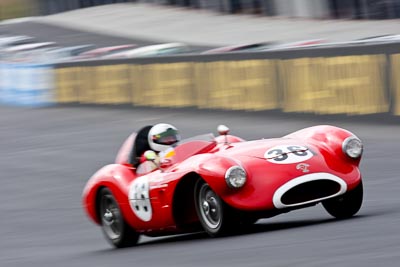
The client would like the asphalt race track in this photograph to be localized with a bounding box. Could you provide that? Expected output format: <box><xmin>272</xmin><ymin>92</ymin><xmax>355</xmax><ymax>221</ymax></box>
<box><xmin>1</xmin><ymin>105</ymin><xmax>400</xmax><ymax>267</ymax></box>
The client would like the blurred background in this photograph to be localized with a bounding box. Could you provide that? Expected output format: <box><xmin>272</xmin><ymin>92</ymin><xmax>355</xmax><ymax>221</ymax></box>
<box><xmin>1</xmin><ymin>1</ymin><xmax>400</xmax><ymax>267</ymax></box>
<box><xmin>1</xmin><ymin>0</ymin><xmax>400</xmax><ymax>114</ymax></box>
<box><xmin>2</xmin><ymin>0</ymin><xmax>400</xmax><ymax>19</ymax></box>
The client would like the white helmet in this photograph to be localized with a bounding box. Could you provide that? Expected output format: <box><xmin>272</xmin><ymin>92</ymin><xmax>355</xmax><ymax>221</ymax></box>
<box><xmin>148</xmin><ymin>123</ymin><xmax>180</xmax><ymax>152</ymax></box>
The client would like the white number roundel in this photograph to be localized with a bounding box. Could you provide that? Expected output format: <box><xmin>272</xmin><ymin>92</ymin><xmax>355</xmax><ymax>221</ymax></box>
<box><xmin>128</xmin><ymin>176</ymin><xmax>152</xmax><ymax>222</ymax></box>
<box><xmin>264</xmin><ymin>145</ymin><xmax>313</xmax><ymax>164</ymax></box>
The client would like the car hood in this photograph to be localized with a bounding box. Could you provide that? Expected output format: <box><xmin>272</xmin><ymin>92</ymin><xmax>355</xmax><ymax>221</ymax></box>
<box><xmin>216</xmin><ymin>138</ymin><xmax>311</xmax><ymax>159</ymax></box>
<box><xmin>212</xmin><ymin>137</ymin><xmax>354</xmax><ymax>178</ymax></box>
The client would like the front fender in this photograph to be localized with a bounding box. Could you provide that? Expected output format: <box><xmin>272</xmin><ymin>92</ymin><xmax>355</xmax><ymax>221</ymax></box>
<box><xmin>191</xmin><ymin>151</ymin><xmax>362</xmax><ymax>212</ymax></box>
<box><xmin>82</xmin><ymin>164</ymin><xmax>135</xmax><ymax>225</ymax></box>
<box><xmin>284</xmin><ymin>125</ymin><xmax>361</xmax><ymax>166</ymax></box>
<box><xmin>192</xmin><ymin>154</ymin><xmax>241</xmax><ymax>200</ymax></box>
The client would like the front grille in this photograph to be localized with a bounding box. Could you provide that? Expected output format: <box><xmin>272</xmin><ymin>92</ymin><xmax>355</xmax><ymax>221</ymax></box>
<box><xmin>281</xmin><ymin>179</ymin><xmax>341</xmax><ymax>205</ymax></box>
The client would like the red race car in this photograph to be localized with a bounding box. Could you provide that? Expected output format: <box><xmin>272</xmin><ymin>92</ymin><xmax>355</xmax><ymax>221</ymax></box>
<box><xmin>82</xmin><ymin>124</ymin><xmax>363</xmax><ymax>248</ymax></box>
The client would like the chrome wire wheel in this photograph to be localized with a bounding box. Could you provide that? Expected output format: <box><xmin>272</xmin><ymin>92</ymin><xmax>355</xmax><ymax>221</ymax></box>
<box><xmin>100</xmin><ymin>193</ymin><xmax>122</xmax><ymax>240</ymax></box>
<box><xmin>198</xmin><ymin>183</ymin><xmax>222</xmax><ymax>229</ymax></box>
<box><xmin>194</xmin><ymin>180</ymin><xmax>233</xmax><ymax>237</ymax></box>
<box><xmin>98</xmin><ymin>188</ymin><xmax>139</xmax><ymax>248</ymax></box>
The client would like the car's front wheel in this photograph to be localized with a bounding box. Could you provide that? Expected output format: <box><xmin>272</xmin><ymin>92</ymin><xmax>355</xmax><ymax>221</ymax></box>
<box><xmin>99</xmin><ymin>187</ymin><xmax>139</xmax><ymax>248</ymax></box>
<box><xmin>194</xmin><ymin>180</ymin><xmax>234</xmax><ymax>237</ymax></box>
<box><xmin>322</xmin><ymin>181</ymin><xmax>363</xmax><ymax>219</ymax></box>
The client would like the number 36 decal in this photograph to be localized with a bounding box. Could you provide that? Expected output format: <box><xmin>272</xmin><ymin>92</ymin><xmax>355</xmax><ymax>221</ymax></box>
<box><xmin>264</xmin><ymin>145</ymin><xmax>314</xmax><ymax>164</ymax></box>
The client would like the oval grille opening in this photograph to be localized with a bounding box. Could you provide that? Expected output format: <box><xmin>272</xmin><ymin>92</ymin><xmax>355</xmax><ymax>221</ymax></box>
<box><xmin>281</xmin><ymin>179</ymin><xmax>341</xmax><ymax>205</ymax></box>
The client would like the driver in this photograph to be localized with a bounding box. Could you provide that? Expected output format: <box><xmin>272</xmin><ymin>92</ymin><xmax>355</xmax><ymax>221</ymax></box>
<box><xmin>137</xmin><ymin>123</ymin><xmax>180</xmax><ymax>173</ymax></box>
<box><xmin>148</xmin><ymin>123</ymin><xmax>180</xmax><ymax>153</ymax></box>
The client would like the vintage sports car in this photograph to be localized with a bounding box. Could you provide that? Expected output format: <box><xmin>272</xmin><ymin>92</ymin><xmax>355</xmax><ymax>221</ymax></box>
<box><xmin>82</xmin><ymin>125</ymin><xmax>363</xmax><ymax>248</ymax></box>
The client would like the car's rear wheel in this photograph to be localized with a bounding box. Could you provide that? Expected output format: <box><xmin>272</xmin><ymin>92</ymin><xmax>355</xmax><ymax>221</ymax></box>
<box><xmin>194</xmin><ymin>180</ymin><xmax>235</xmax><ymax>237</ymax></box>
<box><xmin>322</xmin><ymin>181</ymin><xmax>363</xmax><ymax>219</ymax></box>
<box><xmin>99</xmin><ymin>187</ymin><xmax>139</xmax><ymax>248</ymax></box>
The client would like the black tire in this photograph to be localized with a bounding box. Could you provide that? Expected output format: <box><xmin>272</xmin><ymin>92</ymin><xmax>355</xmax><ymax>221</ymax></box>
<box><xmin>322</xmin><ymin>181</ymin><xmax>363</xmax><ymax>219</ymax></box>
<box><xmin>194</xmin><ymin>180</ymin><xmax>235</xmax><ymax>237</ymax></box>
<box><xmin>99</xmin><ymin>187</ymin><xmax>139</xmax><ymax>248</ymax></box>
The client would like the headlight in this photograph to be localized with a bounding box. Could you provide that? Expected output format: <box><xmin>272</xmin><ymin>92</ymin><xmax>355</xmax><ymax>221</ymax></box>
<box><xmin>225</xmin><ymin>166</ymin><xmax>247</xmax><ymax>188</ymax></box>
<box><xmin>342</xmin><ymin>136</ymin><xmax>363</xmax><ymax>159</ymax></box>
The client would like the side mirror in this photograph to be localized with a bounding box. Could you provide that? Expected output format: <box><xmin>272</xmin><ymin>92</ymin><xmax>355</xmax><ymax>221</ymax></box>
<box><xmin>217</xmin><ymin>125</ymin><xmax>230</xmax><ymax>136</ymax></box>
<box><xmin>144</xmin><ymin>150</ymin><xmax>157</xmax><ymax>161</ymax></box>
<box><xmin>217</xmin><ymin>125</ymin><xmax>230</xmax><ymax>145</ymax></box>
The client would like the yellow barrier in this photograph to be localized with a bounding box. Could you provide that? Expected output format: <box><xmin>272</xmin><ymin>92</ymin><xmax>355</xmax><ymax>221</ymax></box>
<box><xmin>55</xmin><ymin>55</ymin><xmax>391</xmax><ymax>115</ymax></box>
<box><xmin>391</xmin><ymin>54</ymin><xmax>400</xmax><ymax>116</ymax></box>
<box><xmin>91</xmin><ymin>65</ymin><xmax>132</xmax><ymax>104</ymax></box>
<box><xmin>75</xmin><ymin>66</ymin><xmax>97</xmax><ymax>103</ymax></box>
<box><xmin>56</xmin><ymin>67</ymin><xmax>81</xmax><ymax>103</ymax></box>
<box><xmin>56</xmin><ymin>65</ymin><xmax>132</xmax><ymax>104</ymax></box>
<box><xmin>280</xmin><ymin>55</ymin><xmax>389</xmax><ymax>114</ymax></box>
<box><xmin>56</xmin><ymin>60</ymin><xmax>278</xmax><ymax>111</ymax></box>
<box><xmin>195</xmin><ymin>60</ymin><xmax>278</xmax><ymax>111</ymax></box>
<box><xmin>131</xmin><ymin>63</ymin><xmax>194</xmax><ymax>107</ymax></box>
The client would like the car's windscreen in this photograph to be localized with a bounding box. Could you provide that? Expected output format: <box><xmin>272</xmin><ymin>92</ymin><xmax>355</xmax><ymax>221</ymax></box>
<box><xmin>177</xmin><ymin>133</ymin><xmax>215</xmax><ymax>145</ymax></box>
<box><xmin>161</xmin><ymin>134</ymin><xmax>216</xmax><ymax>163</ymax></box>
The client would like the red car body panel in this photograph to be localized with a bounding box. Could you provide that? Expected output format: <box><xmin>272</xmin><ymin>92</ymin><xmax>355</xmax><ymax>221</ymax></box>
<box><xmin>83</xmin><ymin>125</ymin><xmax>362</xmax><ymax>235</ymax></box>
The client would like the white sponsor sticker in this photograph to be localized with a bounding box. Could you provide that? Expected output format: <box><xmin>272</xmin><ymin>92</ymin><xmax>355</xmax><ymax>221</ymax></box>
<box><xmin>264</xmin><ymin>145</ymin><xmax>313</xmax><ymax>164</ymax></box>
<box><xmin>128</xmin><ymin>176</ymin><xmax>152</xmax><ymax>222</ymax></box>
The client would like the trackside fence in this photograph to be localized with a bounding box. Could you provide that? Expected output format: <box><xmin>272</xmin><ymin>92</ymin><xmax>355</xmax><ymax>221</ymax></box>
<box><xmin>3</xmin><ymin>42</ymin><xmax>400</xmax><ymax>116</ymax></box>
